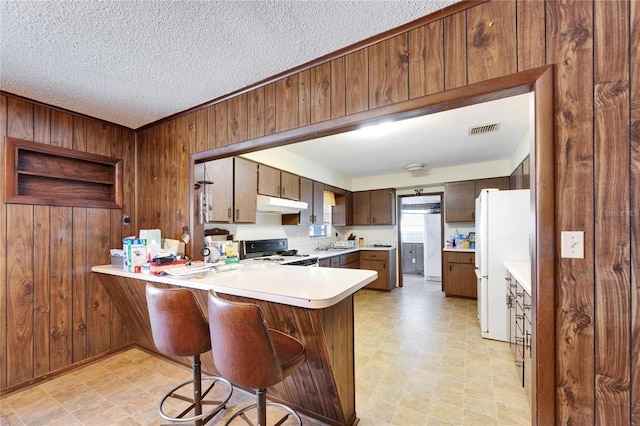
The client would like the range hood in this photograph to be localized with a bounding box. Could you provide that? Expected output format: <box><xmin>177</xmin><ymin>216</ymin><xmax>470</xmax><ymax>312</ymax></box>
<box><xmin>256</xmin><ymin>195</ymin><xmax>308</xmax><ymax>214</ymax></box>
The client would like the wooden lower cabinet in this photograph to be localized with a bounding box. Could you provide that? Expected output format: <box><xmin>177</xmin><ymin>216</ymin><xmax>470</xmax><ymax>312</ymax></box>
<box><xmin>360</xmin><ymin>249</ymin><xmax>396</xmax><ymax>291</ymax></box>
<box><xmin>506</xmin><ymin>270</ymin><xmax>533</xmax><ymax>408</ymax></box>
<box><xmin>318</xmin><ymin>250</ymin><xmax>394</xmax><ymax>290</ymax></box>
<box><xmin>319</xmin><ymin>252</ymin><xmax>360</xmax><ymax>269</ymax></box>
<box><xmin>442</xmin><ymin>251</ymin><xmax>476</xmax><ymax>298</ymax></box>
<box><xmin>340</xmin><ymin>252</ymin><xmax>360</xmax><ymax>269</ymax></box>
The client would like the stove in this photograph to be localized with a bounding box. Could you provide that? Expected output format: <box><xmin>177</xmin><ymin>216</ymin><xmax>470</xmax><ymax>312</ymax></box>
<box><xmin>240</xmin><ymin>238</ymin><xmax>319</xmax><ymax>266</ymax></box>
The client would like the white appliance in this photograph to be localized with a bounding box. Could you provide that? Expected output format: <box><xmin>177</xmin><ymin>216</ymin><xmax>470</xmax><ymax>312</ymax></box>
<box><xmin>475</xmin><ymin>189</ymin><xmax>530</xmax><ymax>342</ymax></box>
<box><xmin>424</xmin><ymin>213</ymin><xmax>442</xmax><ymax>280</ymax></box>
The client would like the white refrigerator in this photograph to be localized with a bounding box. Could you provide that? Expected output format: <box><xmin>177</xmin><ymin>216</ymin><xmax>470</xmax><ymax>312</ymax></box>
<box><xmin>475</xmin><ymin>189</ymin><xmax>530</xmax><ymax>342</ymax></box>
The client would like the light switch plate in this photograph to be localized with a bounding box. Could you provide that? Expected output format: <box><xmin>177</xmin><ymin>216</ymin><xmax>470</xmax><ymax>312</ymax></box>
<box><xmin>561</xmin><ymin>231</ymin><xmax>584</xmax><ymax>259</ymax></box>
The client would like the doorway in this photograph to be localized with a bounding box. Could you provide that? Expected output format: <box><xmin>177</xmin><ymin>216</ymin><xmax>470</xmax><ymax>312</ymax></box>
<box><xmin>398</xmin><ymin>192</ymin><xmax>444</xmax><ymax>289</ymax></box>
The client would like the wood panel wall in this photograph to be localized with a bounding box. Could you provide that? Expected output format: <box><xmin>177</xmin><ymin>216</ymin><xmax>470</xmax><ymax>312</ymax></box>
<box><xmin>135</xmin><ymin>1</ymin><xmax>638</xmax><ymax>424</ymax></box>
<box><xmin>0</xmin><ymin>94</ymin><xmax>136</xmax><ymax>393</ymax></box>
<box><xmin>1</xmin><ymin>0</ymin><xmax>637</xmax><ymax>424</ymax></box>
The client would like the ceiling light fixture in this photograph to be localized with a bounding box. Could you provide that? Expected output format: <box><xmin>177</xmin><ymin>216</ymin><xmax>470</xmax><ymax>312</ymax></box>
<box><xmin>406</xmin><ymin>162</ymin><xmax>425</xmax><ymax>173</ymax></box>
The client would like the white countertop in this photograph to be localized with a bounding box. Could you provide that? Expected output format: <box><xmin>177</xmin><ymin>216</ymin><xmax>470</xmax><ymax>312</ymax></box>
<box><xmin>92</xmin><ymin>262</ymin><xmax>377</xmax><ymax>309</ymax></box>
<box><xmin>442</xmin><ymin>248</ymin><xmax>476</xmax><ymax>253</ymax></box>
<box><xmin>504</xmin><ymin>260</ymin><xmax>531</xmax><ymax>294</ymax></box>
<box><xmin>307</xmin><ymin>246</ymin><xmax>395</xmax><ymax>259</ymax></box>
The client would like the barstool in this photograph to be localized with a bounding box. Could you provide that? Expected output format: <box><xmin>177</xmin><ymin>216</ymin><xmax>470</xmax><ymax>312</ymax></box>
<box><xmin>145</xmin><ymin>284</ymin><xmax>233</xmax><ymax>425</ymax></box>
<box><xmin>207</xmin><ymin>291</ymin><xmax>307</xmax><ymax>426</ymax></box>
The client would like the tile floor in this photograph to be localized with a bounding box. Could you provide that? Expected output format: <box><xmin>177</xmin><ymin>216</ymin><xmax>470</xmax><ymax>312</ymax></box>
<box><xmin>1</xmin><ymin>276</ymin><xmax>530</xmax><ymax>425</ymax></box>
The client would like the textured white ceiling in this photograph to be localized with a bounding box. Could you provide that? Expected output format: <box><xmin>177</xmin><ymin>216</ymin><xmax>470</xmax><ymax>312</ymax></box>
<box><xmin>0</xmin><ymin>0</ymin><xmax>460</xmax><ymax>129</ymax></box>
<box><xmin>257</xmin><ymin>93</ymin><xmax>531</xmax><ymax>178</ymax></box>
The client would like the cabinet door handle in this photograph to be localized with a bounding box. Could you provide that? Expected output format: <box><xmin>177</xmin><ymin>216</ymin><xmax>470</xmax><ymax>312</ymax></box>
<box><xmin>277</xmin><ymin>185</ymin><xmax>281</xmax><ymax>196</ymax></box>
<box><xmin>236</xmin><ymin>209</ymin><xmax>240</xmax><ymax>220</ymax></box>
<box><xmin>372</xmin><ymin>217</ymin><xmax>376</xmax><ymax>224</ymax></box>
<box><xmin>282</xmin><ymin>187</ymin><xmax>285</xmax><ymax>197</ymax></box>
<box><xmin>228</xmin><ymin>208</ymin><xmax>232</xmax><ymax>219</ymax></box>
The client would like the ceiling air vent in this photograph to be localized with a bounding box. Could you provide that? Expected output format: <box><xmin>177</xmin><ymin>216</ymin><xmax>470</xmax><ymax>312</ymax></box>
<box><xmin>468</xmin><ymin>123</ymin><xmax>501</xmax><ymax>136</ymax></box>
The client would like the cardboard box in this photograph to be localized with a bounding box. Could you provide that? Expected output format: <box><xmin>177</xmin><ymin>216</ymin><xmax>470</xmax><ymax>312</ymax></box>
<box><xmin>123</xmin><ymin>238</ymin><xmax>147</xmax><ymax>272</ymax></box>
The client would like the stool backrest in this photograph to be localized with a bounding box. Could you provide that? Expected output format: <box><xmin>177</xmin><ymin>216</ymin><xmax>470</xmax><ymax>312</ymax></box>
<box><xmin>145</xmin><ymin>284</ymin><xmax>211</xmax><ymax>356</ymax></box>
<box><xmin>207</xmin><ymin>291</ymin><xmax>284</xmax><ymax>389</ymax></box>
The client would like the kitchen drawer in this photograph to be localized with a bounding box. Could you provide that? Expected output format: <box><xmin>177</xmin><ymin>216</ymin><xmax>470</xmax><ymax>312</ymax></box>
<box><xmin>360</xmin><ymin>251</ymin><xmax>388</xmax><ymax>261</ymax></box>
<box><xmin>444</xmin><ymin>251</ymin><xmax>475</xmax><ymax>264</ymax></box>
<box><xmin>330</xmin><ymin>256</ymin><xmax>340</xmax><ymax>268</ymax></box>
<box><xmin>318</xmin><ymin>258</ymin><xmax>331</xmax><ymax>268</ymax></box>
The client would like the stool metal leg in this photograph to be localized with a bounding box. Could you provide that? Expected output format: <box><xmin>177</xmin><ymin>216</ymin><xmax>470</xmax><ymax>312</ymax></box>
<box><xmin>224</xmin><ymin>388</ymin><xmax>302</xmax><ymax>426</ymax></box>
<box><xmin>193</xmin><ymin>355</ymin><xmax>203</xmax><ymax>426</ymax></box>
<box><xmin>158</xmin><ymin>354</ymin><xmax>233</xmax><ymax>424</ymax></box>
<box><xmin>257</xmin><ymin>388</ymin><xmax>267</xmax><ymax>425</ymax></box>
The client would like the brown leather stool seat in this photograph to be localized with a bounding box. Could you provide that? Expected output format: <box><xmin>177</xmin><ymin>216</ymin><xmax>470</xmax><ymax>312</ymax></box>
<box><xmin>146</xmin><ymin>284</ymin><xmax>233</xmax><ymax>425</ymax></box>
<box><xmin>207</xmin><ymin>291</ymin><xmax>306</xmax><ymax>426</ymax></box>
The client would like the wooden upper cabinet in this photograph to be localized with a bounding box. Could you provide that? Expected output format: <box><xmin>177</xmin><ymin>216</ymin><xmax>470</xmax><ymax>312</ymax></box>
<box><xmin>280</xmin><ymin>171</ymin><xmax>299</xmax><ymax>201</ymax></box>
<box><xmin>257</xmin><ymin>164</ymin><xmax>281</xmax><ymax>197</ymax></box>
<box><xmin>281</xmin><ymin>177</ymin><xmax>321</xmax><ymax>225</ymax></box>
<box><xmin>510</xmin><ymin>165</ymin><xmax>521</xmax><ymax>190</ymax></box>
<box><xmin>257</xmin><ymin>165</ymin><xmax>299</xmax><ymax>200</ymax></box>
<box><xmin>444</xmin><ymin>180</ymin><xmax>476</xmax><ymax>222</ymax></box>
<box><xmin>312</xmin><ymin>181</ymin><xmax>325</xmax><ymax>225</ymax></box>
<box><xmin>297</xmin><ymin>177</ymin><xmax>314</xmax><ymax>225</ymax></box>
<box><xmin>445</xmin><ymin>177</ymin><xmax>510</xmax><ymax>222</ymax></box>
<box><xmin>509</xmin><ymin>155</ymin><xmax>531</xmax><ymax>190</ymax></box>
<box><xmin>200</xmin><ymin>157</ymin><xmax>233</xmax><ymax>223</ymax></box>
<box><xmin>353</xmin><ymin>189</ymin><xmax>396</xmax><ymax>225</ymax></box>
<box><xmin>522</xmin><ymin>156</ymin><xmax>530</xmax><ymax>189</ymax></box>
<box><xmin>332</xmin><ymin>191</ymin><xmax>353</xmax><ymax>226</ymax></box>
<box><xmin>475</xmin><ymin>176</ymin><xmax>510</xmax><ymax>198</ymax></box>
<box><xmin>233</xmin><ymin>157</ymin><xmax>257</xmax><ymax>223</ymax></box>
<box><xmin>370</xmin><ymin>189</ymin><xmax>396</xmax><ymax>225</ymax></box>
<box><xmin>352</xmin><ymin>191</ymin><xmax>371</xmax><ymax>225</ymax></box>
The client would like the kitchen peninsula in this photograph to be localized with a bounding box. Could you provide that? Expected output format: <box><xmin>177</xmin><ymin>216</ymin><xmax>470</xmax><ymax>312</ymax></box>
<box><xmin>92</xmin><ymin>263</ymin><xmax>377</xmax><ymax>426</ymax></box>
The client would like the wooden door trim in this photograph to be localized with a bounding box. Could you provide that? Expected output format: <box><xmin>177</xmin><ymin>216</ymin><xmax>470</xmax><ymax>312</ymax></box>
<box><xmin>190</xmin><ymin>65</ymin><xmax>556</xmax><ymax>424</ymax></box>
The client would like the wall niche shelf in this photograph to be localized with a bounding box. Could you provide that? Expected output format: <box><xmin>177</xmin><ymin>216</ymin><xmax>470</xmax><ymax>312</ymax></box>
<box><xmin>4</xmin><ymin>137</ymin><xmax>123</xmax><ymax>209</ymax></box>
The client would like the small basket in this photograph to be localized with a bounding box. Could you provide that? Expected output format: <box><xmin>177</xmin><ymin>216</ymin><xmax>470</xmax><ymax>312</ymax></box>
<box><xmin>111</xmin><ymin>255</ymin><xmax>125</xmax><ymax>269</ymax></box>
